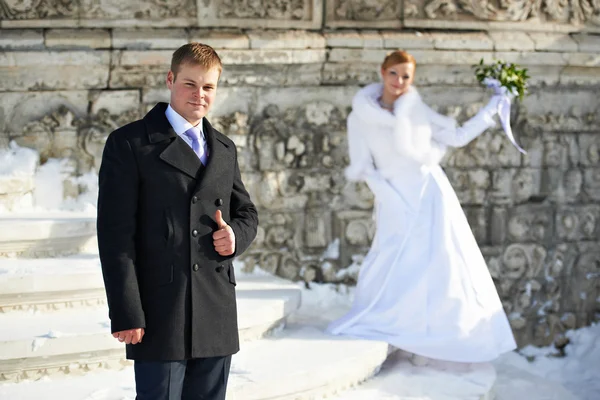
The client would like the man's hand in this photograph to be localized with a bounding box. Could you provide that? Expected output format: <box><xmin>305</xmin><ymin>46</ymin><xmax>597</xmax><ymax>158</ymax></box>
<box><xmin>113</xmin><ymin>328</ymin><xmax>145</xmax><ymax>345</ymax></box>
<box><xmin>213</xmin><ymin>210</ymin><xmax>235</xmax><ymax>256</ymax></box>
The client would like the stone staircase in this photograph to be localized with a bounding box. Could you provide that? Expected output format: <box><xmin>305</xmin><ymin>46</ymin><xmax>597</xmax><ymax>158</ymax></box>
<box><xmin>0</xmin><ymin>212</ymin><xmax>497</xmax><ymax>399</ymax></box>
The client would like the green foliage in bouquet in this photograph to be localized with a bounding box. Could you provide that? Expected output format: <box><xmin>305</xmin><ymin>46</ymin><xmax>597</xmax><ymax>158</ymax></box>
<box><xmin>473</xmin><ymin>59</ymin><xmax>530</xmax><ymax>101</ymax></box>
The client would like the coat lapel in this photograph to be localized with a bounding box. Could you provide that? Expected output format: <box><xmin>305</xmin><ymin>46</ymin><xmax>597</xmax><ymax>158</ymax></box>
<box><xmin>159</xmin><ymin>139</ymin><xmax>203</xmax><ymax>180</ymax></box>
<box><xmin>194</xmin><ymin>118</ymin><xmax>232</xmax><ymax>193</ymax></box>
<box><xmin>144</xmin><ymin>103</ymin><xmax>203</xmax><ymax>180</ymax></box>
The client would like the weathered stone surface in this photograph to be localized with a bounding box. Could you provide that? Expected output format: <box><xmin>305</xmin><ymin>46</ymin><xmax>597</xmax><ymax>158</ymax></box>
<box><xmin>445</xmin><ymin>169</ymin><xmax>490</xmax><ymax>205</ymax></box>
<box><xmin>0</xmin><ymin>29</ymin><xmax>44</xmax><ymax>50</ymax></box>
<box><xmin>325</xmin><ymin>0</ymin><xmax>401</xmax><ymax>28</ymax></box>
<box><xmin>324</xmin><ymin>31</ymin><xmax>363</xmax><ymax>48</ymax></box>
<box><xmin>360</xmin><ymin>31</ymin><xmax>383</xmax><ymax>48</ymax></box>
<box><xmin>528</xmin><ymin>33</ymin><xmax>579</xmax><ymax>52</ymax></box>
<box><xmin>248</xmin><ymin>30</ymin><xmax>325</xmax><ymax>49</ymax></box>
<box><xmin>488</xmin><ymin>31</ymin><xmax>535</xmax><ymax>51</ymax></box>
<box><xmin>381</xmin><ymin>31</ymin><xmax>435</xmax><ymax>49</ymax></box>
<box><xmin>0</xmin><ymin>51</ymin><xmax>110</xmax><ymax>91</ymax></box>
<box><xmin>571</xmin><ymin>33</ymin><xmax>600</xmax><ymax>53</ymax></box>
<box><xmin>112</xmin><ymin>29</ymin><xmax>187</xmax><ymax>49</ymax></box>
<box><xmin>198</xmin><ymin>0</ymin><xmax>323</xmax><ymax>29</ymax></box>
<box><xmin>220</xmin><ymin>49</ymin><xmax>327</xmax><ymax>64</ymax></box>
<box><xmin>322</xmin><ymin>63</ymin><xmax>379</xmax><ymax>85</ymax></box>
<box><xmin>559</xmin><ymin>67</ymin><xmax>600</xmax><ymax>85</ymax></box>
<box><xmin>431</xmin><ymin>32</ymin><xmax>494</xmax><ymax>51</ymax></box>
<box><xmin>189</xmin><ymin>30</ymin><xmax>249</xmax><ymax>49</ymax></box>
<box><xmin>221</xmin><ymin>64</ymin><xmax>323</xmax><ymax>87</ymax></box>
<box><xmin>1</xmin><ymin>17</ymin><xmax>600</xmax><ymax>348</ymax></box>
<box><xmin>46</xmin><ymin>29</ymin><xmax>111</xmax><ymax>49</ymax></box>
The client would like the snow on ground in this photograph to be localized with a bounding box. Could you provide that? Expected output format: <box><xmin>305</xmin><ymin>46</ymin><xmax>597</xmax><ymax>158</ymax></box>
<box><xmin>2</xmin><ymin>273</ymin><xmax>597</xmax><ymax>399</ymax></box>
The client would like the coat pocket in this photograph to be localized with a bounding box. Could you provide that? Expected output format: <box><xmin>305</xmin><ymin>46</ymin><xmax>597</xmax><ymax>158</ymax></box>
<box><xmin>141</xmin><ymin>264</ymin><xmax>174</xmax><ymax>288</ymax></box>
<box><xmin>227</xmin><ymin>264</ymin><xmax>236</xmax><ymax>286</ymax></box>
<box><xmin>164</xmin><ymin>208</ymin><xmax>174</xmax><ymax>247</ymax></box>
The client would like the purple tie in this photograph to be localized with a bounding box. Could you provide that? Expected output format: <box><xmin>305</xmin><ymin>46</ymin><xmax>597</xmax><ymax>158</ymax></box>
<box><xmin>184</xmin><ymin>128</ymin><xmax>208</xmax><ymax>165</ymax></box>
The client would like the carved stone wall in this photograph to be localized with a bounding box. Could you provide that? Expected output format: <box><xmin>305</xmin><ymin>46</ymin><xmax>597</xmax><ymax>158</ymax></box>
<box><xmin>1</xmin><ymin>0</ymin><xmax>599</xmax><ymax>348</ymax></box>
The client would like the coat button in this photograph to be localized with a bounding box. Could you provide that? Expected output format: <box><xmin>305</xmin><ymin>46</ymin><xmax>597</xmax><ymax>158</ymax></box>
<box><xmin>216</xmin><ymin>265</ymin><xmax>224</xmax><ymax>273</ymax></box>
<box><xmin>192</xmin><ymin>196</ymin><xmax>198</xmax><ymax>204</ymax></box>
<box><xmin>192</xmin><ymin>264</ymin><xmax>199</xmax><ymax>271</ymax></box>
<box><xmin>215</xmin><ymin>198</ymin><xmax>223</xmax><ymax>207</ymax></box>
<box><xmin>192</xmin><ymin>229</ymin><xmax>198</xmax><ymax>237</ymax></box>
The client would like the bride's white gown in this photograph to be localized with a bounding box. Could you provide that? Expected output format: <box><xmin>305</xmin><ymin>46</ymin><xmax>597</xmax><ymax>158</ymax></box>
<box><xmin>327</xmin><ymin>84</ymin><xmax>517</xmax><ymax>362</ymax></box>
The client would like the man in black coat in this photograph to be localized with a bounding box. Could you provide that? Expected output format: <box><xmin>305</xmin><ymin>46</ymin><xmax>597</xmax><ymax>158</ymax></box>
<box><xmin>97</xmin><ymin>43</ymin><xmax>258</xmax><ymax>400</ymax></box>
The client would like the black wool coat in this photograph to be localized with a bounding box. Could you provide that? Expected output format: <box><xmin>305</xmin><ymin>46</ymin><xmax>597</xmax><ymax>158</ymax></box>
<box><xmin>97</xmin><ymin>102</ymin><xmax>258</xmax><ymax>361</ymax></box>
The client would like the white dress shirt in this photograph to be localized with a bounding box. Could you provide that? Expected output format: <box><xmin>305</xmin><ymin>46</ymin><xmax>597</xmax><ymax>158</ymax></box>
<box><xmin>165</xmin><ymin>105</ymin><xmax>208</xmax><ymax>158</ymax></box>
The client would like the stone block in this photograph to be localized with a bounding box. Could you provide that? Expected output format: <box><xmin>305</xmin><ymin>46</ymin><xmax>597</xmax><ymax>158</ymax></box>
<box><xmin>360</xmin><ymin>31</ymin><xmax>383</xmax><ymax>48</ymax></box>
<box><xmin>567</xmin><ymin>52</ymin><xmax>600</xmax><ymax>67</ymax></box>
<box><xmin>220</xmin><ymin>64</ymin><xmax>322</xmax><ymax>87</ymax></box>
<box><xmin>432</xmin><ymin>32</ymin><xmax>494</xmax><ymax>51</ymax></box>
<box><xmin>0</xmin><ymin>29</ymin><xmax>44</xmax><ymax>50</ymax></box>
<box><xmin>583</xmin><ymin>168</ymin><xmax>600</xmax><ymax>201</ymax></box>
<box><xmin>0</xmin><ymin>51</ymin><xmax>109</xmax><ymax>91</ymax></box>
<box><xmin>410</xmin><ymin>50</ymin><xmax>495</xmax><ymax>65</ymax></box>
<box><xmin>112</xmin><ymin>29</ymin><xmax>188</xmax><ymax>50</ymax></box>
<box><xmin>219</xmin><ymin>49</ymin><xmax>326</xmax><ymax>65</ymax></box>
<box><xmin>559</xmin><ymin>67</ymin><xmax>600</xmax><ymax>85</ymax></box>
<box><xmin>579</xmin><ymin>134</ymin><xmax>600</xmax><ymax>167</ymax></box>
<box><xmin>381</xmin><ymin>31</ymin><xmax>434</xmax><ymax>50</ymax></box>
<box><xmin>571</xmin><ymin>33</ymin><xmax>600</xmax><ymax>53</ymax></box>
<box><xmin>322</xmin><ymin>63</ymin><xmax>379</xmax><ymax>85</ymax></box>
<box><xmin>88</xmin><ymin>90</ymin><xmax>140</xmax><ymax>116</ymax></box>
<box><xmin>445</xmin><ymin>168</ymin><xmax>490</xmax><ymax>205</ymax></box>
<box><xmin>493</xmin><ymin>51</ymin><xmax>567</xmax><ymax>66</ymax></box>
<box><xmin>189</xmin><ymin>30</ymin><xmax>249</xmax><ymax>49</ymax></box>
<box><xmin>248</xmin><ymin>30</ymin><xmax>325</xmax><ymax>49</ymax></box>
<box><xmin>45</xmin><ymin>29</ymin><xmax>111</xmax><ymax>49</ymax></box>
<box><xmin>528</xmin><ymin>33</ymin><xmax>578</xmax><ymax>52</ymax></box>
<box><xmin>488</xmin><ymin>31</ymin><xmax>535</xmax><ymax>51</ymax></box>
<box><xmin>197</xmin><ymin>0</ymin><xmax>323</xmax><ymax>30</ymax></box>
<box><xmin>329</xmin><ymin>48</ymin><xmax>388</xmax><ymax>63</ymax></box>
<box><xmin>324</xmin><ymin>31</ymin><xmax>363</xmax><ymax>48</ymax></box>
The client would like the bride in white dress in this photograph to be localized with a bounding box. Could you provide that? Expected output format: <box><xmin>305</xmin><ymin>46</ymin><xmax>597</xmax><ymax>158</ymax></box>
<box><xmin>326</xmin><ymin>50</ymin><xmax>517</xmax><ymax>363</ymax></box>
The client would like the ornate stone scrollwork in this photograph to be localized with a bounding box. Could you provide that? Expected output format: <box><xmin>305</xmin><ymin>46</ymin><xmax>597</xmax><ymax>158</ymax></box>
<box><xmin>423</xmin><ymin>0</ymin><xmax>600</xmax><ymax>25</ymax></box>
<box><xmin>0</xmin><ymin>0</ymin><xmax>77</xmax><ymax>19</ymax></box>
<box><xmin>218</xmin><ymin>0</ymin><xmax>307</xmax><ymax>19</ymax></box>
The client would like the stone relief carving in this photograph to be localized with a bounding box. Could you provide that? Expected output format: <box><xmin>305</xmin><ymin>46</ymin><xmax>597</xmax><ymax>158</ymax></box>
<box><xmin>0</xmin><ymin>0</ymin><xmax>77</xmax><ymax>20</ymax></box>
<box><xmin>333</xmin><ymin>0</ymin><xmax>401</xmax><ymax>20</ymax></box>
<box><xmin>1</xmin><ymin>93</ymin><xmax>598</xmax><ymax>346</ymax></box>
<box><xmin>79</xmin><ymin>0</ymin><xmax>194</xmax><ymax>19</ymax></box>
<box><xmin>7</xmin><ymin>106</ymin><xmax>140</xmax><ymax>202</ymax></box>
<box><xmin>218</xmin><ymin>0</ymin><xmax>308</xmax><ymax>19</ymax></box>
<box><xmin>422</xmin><ymin>0</ymin><xmax>600</xmax><ymax>25</ymax></box>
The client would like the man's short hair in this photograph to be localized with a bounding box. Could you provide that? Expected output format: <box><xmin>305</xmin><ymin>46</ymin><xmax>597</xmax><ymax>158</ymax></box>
<box><xmin>170</xmin><ymin>42</ymin><xmax>223</xmax><ymax>79</ymax></box>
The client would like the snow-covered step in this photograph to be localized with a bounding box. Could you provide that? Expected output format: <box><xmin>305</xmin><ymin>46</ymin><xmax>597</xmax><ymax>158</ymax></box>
<box><xmin>0</xmin><ymin>255</ymin><xmax>105</xmax><ymax>312</ymax></box>
<box><xmin>330</xmin><ymin>351</ymin><xmax>496</xmax><ymax>400</ymax></box>
<box><xmin>0</xmin><ymin>276</ymin><xmax>301</xmax><ymax>382</ymax></box>
<box><xmin>0</xmin><ymin>258</ymin><xmax>299</xmax><ymax>314</ymax></box>
<box><xmin>0</xmin><ymin>213</ymin><xmax>97</xmax><ymax>257</ymax></box>
<box><xmin>228</xmin><ymin>324</ymin><xmax>389</xmax><ymax>399</ymax></box>
<box><xmin>0</xmin><ymin>325</ymin><xmax>390</xmax><ymax>400</ymax></box>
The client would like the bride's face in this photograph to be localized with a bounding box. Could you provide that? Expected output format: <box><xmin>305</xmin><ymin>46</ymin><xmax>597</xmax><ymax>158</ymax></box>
<box><xmin>381</xmin><ymin>62</ymin><xmax>415</xmax><ymax>99</ymax></box>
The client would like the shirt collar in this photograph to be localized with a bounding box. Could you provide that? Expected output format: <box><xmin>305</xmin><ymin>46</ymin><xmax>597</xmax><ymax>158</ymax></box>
<box><xmin>165</xmin><ymin>104</ymin><xmax>205</xmax><ymax>139</ymax></box>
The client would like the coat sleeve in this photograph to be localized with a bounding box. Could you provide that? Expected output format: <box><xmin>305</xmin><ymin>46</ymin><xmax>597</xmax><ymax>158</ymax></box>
<box><xmin>227</xmin><ymin>146</ymin><xmax>259</xmax><ymax>258</ymax></box>
<box><xmin>344</xmin><ymin>112</ymin><xmax>376</xmax><ymax>182</ymax></box>
<box><xmin>428</xmin><ymin>97</ymin><xmax>499</xmax><ymax>148</ymax></box>
<box><xmin>97</xmin><ymin>131</ymin><xmax>145</xmax><ymax>333</ymax></box>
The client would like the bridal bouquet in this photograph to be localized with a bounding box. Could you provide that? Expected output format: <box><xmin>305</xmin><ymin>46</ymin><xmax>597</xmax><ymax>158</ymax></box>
<box><xmin>473</xmin><ymin>59</ymin><xmax>529</xmax><ymax>154</ymax></box>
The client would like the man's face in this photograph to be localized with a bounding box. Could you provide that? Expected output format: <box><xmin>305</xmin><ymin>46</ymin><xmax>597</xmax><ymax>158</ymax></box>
<box><xmin>166</xmin><ymin>63</ymin><xmax>220</xmax><ymax>126</ymax></box>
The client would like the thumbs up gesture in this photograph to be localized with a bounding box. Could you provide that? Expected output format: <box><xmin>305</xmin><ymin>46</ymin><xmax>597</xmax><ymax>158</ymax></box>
<box><xmin>213</xmin><ymin>209</ymin><xmax>236</xmax><ymax>256</ymax></box>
